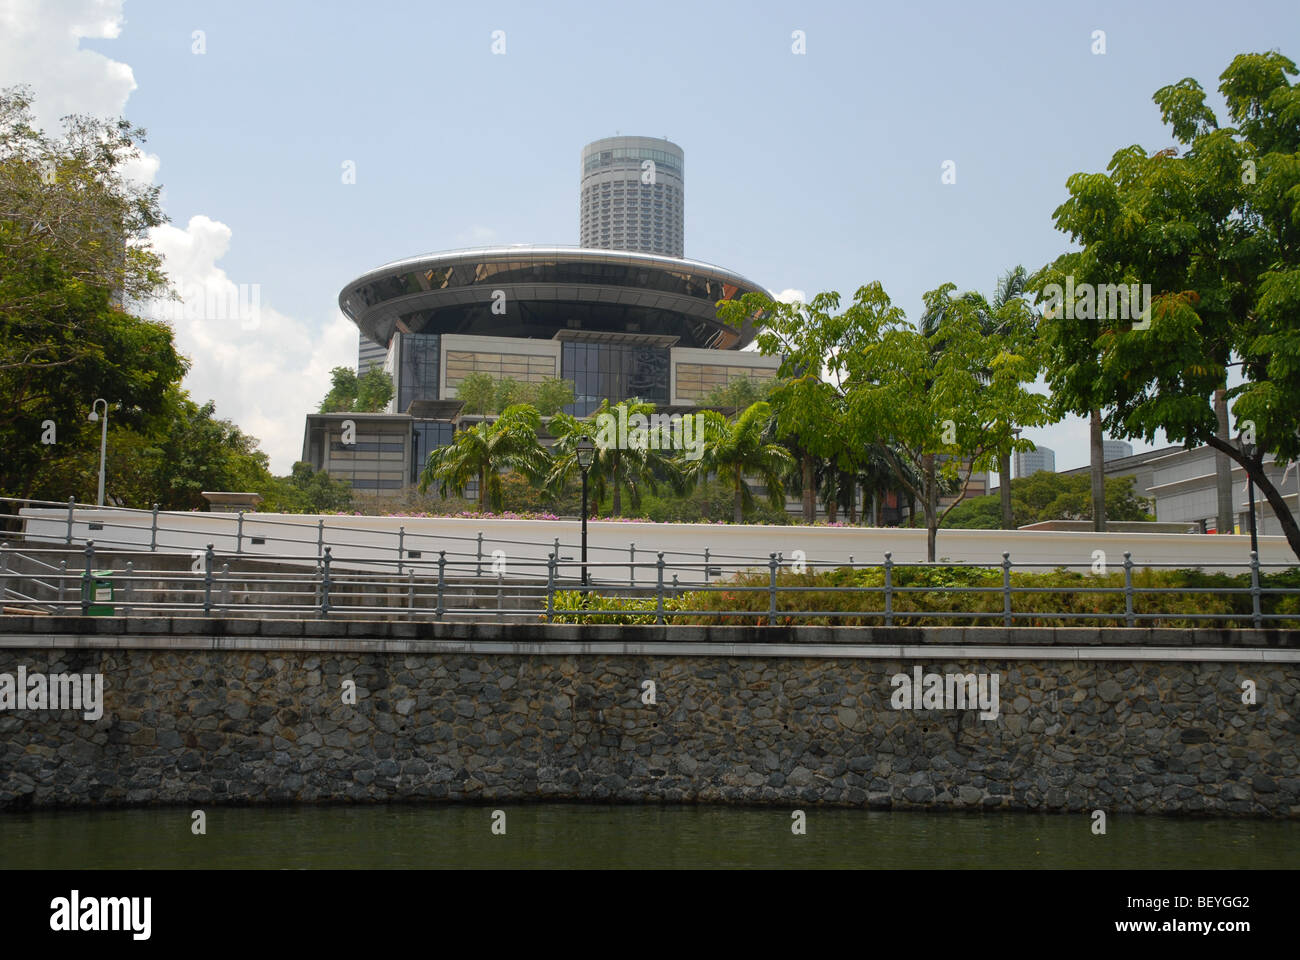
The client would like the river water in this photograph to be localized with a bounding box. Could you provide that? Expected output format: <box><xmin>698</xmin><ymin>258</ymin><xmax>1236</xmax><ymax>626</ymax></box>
<box><xmin>2</xmin><ymin>804</ymin><xmax>1295</xmax><ymax>869</ymax></box>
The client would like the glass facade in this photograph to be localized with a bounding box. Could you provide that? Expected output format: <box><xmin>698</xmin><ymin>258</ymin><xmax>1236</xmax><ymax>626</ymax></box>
<box><xmin>562</xmin><ymin>342</ymin><xmax>669</xmax><ymax>416</ymax></box>
<box><xmin>584</xmin><ymin>147</ymin><xmax>682</xmax><ymax>178</ymax></box>
<box><xmin>411</xmin><ymin>422</ymin><xmax>456</xmax><ymax>482</ymax></box>
<box><xmin>397</xmin><ymin>333</ymin><xmax>440</xmax><ymax>413</ymax></box>
<box><xmin>444</xmin><ymin>350</ymin><xmax>556</xmax><ymax>390</ymax></box>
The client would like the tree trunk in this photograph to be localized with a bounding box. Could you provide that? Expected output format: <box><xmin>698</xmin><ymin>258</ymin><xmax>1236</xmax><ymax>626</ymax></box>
<box><xmin>999</xmin><ymin>449</ymin><xmax>1014</xmax><ymax>529</ymax></box>
<box><xmin>848</xmin><ymin>479</ymin><xmax>858</xmax><ymax>525</ymax></box>
<box><xmin>1089</xmin><ymin>408</ymin><xmax>1106</xmax><ymax>532</ymax></box>
<box><xmin>802</xmin><ymin>453</ymin><xmax>815</xmax><ymax>523</ymax></box>
<box><xmin>1206</xmin><ymin>436</ymin><xmax>1300</xmax><ymax>559</ymax></box>
<box><xmin>734</xmin><ymin>473</ymin><xmax>743</xmax><ymax>524</ymax></box>
<box><xmin>612</xmin><ymin>459</ymin><xmax>621</xmax><ymax>516</ymax></box>
<box><xmin>825</xmin><ymin>471</ymin><xmax>837</xmax><ymax>523</ymax></box>
<box><xmin>870</xmin><ymin>491</ymin><xmax>878</xmax><ymax>527</ymax></box>
<box><xmin>478</xmin><ymin>466</ymin><xmax>487</xmax><ymax>513</ymax></box>
<box><xmin>924</xmin><ymin>452</ymin><xmax>938</xmax><ymax>562</ymax></box>
<box><xmin>1214</xmin><ymin>387</ymin><xmax>1234</xmax><ymax>533</ymax></box>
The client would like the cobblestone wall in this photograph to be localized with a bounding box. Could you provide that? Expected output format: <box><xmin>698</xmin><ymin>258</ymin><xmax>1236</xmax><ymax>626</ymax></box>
<box><xmin>2</xmin><ymin>642</ymin><xmax>1296</xmax><ymax>816</ymax></box>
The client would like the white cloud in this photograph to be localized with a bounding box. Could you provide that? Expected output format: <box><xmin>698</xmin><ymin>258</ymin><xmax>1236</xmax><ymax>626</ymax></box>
<box><xmin>773</xmin><ymin>288</ymin><xmax>805</xmax><ymax>304</ymax></box>
<box><xmin>3</xmin><ymin>0</ymin><xmax>353</xmax><ymax>473</ymax></box>
<box><xmin>0</xmin><ymin>0</ymin><xmax>135</xmax><ymax>132</ymax></box>
<box><xmin>147</xmin><ymin>216</ymin><xmax>357</xmax><ymax>471</ymax></box>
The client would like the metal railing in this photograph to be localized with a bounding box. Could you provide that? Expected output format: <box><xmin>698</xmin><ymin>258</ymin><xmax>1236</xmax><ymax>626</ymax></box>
<box><xmin>1</xmin><ymin>536</ymin><xmax>1297</xmax><ymax>628</ymax></box>
<box><xmin>2</xmin><ymin>495</ymin><xmax>789</xmax><ymax>588</ymax></box>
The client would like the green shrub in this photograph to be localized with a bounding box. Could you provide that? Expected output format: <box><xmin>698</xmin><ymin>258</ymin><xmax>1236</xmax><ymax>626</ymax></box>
<box><xmin>544</xmin><ymin>565</ymin><xmax>1300</xmax><ymax>628</ymax></box>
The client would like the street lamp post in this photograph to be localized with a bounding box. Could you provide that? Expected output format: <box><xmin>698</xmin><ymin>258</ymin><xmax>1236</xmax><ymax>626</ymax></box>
<box><xmin>1241</xmin><ymin>436</ymin><xmax>1259</xmax><ymax>555</ymax></box>
<box><xmin>88</xmin><ymin>399</ymin><xmax>109</xmax><ymax>507</ymax></box>
<box><xmin>576</xmin><ymin>435</ymin><xmax>595</xmax><ymax>586</ymax></box>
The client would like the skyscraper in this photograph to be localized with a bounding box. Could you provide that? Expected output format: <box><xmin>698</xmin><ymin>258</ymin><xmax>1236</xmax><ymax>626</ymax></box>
<box><xmin>580</xmin><ymin>136</ymin><xmax>684</xmax><ymax>257</ymax></box>
<box><xmin>1014</xmin><ymin>446</ymin><xmax>1056</xmax><ymax>478</ymax></box>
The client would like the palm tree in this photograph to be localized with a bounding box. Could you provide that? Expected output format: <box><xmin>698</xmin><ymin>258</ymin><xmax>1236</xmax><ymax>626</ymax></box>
<box><xmin>418</xmin><ymin>404</ymin><xmax>549</xmax><ymax>513</ymax></box>
<box><xmin>689</xmin><ymin>402</ymin><xmax>794</xmax><ymax>523</ymax></box>
<box><xmin>546</xmin><ymin>399</ymin><xmax>684</xmax><ymax>516</ymax></box>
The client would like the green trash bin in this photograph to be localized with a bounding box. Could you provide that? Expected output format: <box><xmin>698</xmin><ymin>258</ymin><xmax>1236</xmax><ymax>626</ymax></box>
<box><xmin>82</xmin><ymin>570</ymin><xmax>115</xmax><ymax>616</ymax></box>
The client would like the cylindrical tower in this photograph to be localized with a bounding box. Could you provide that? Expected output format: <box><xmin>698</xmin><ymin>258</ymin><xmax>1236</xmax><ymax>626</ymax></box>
<box><xmin>580</xmin><ymin>136</ymin><xmax>684</xmax><ymax>258</ymax></box>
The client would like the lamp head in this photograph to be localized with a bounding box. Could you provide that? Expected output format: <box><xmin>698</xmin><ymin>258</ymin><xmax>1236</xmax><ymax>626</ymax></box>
<box><xmin>576</xmin><ymin>435</ymin><xmax>595</xmax><ymax>469</ymax></box>
<box><xmin>87</xmin><ymin>410</ymin><xmax>98</xmax><ymax>422</ymax></box>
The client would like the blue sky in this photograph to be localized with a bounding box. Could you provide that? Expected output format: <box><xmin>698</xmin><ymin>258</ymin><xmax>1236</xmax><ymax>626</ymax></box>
<box><xmin>5</xmin><ymin>0</ymin><xmax>1298</xmax><ymax>471</ymax></box>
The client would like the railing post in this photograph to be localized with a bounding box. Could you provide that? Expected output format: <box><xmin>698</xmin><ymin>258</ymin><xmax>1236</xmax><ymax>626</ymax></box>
<box><xmin>150</xmin><ymin>503</ymin><xmax>159</xmax><ymax>552</ymax></box>
<box><xmin>672</xmin><ymin>573</ymin><xmax>679</xmax><ymax>599</ymax></box>
<box><xmin>319</xmin><ymin>546</ymin><xmax>332</xmax><ymax>618</ymax></box>
<box><xmin>476</xmin><ymin>532</ymin><xmax>484</xmax><ymax>578</ymax></box>
<box><xmin>317</xmin><ymin>518</ymin><xmax>325</xmax><ymax>559</ymax></box>
<box><xmin>81</xmin><ymin>540</ymin><xmax>95</xmax><ymax>616</ymax></box>
<box><xmin>497</xmin><ymin>569</ymin><xmax>505</xmax><ymax>621</ymax></box>
<box><xmin>436</xmin><ymin>550</ymin><xmax>446</xmax><ymax>621</ymax></box>
<box><xmin>203</xmin><ymin>543</ymin><xmax>214</xmax><ymax>616</ymax></box>
<box><xmin>66</xmin><ymin>497</ymin><xmax>76</xmax><ymax>545</ymax></box>
<box><xmin>1250</xmin><ymin>550</ymin><xmax>1262</xmax><ymax>628</ymax></box>
<box><xmin>123</xmin><ymin>560</ymin><xmax>134</xmax><ymax>617</ymax></box>
<box><xmin>57</xmin><ymin>560</ymin><xmax>67</xmax><ymax>613</ymax></box>
<box><xmin>1002</xmin><ymin>551</ymin><xmax>1012</xmax><ymax>628</ymax></box>
<box><xmin>546</xmin><ymin>553</ymin><xmax>556</xmax><ymax>623</ymax></box>
<box><xmin>0</xmin><ymin>546</ymin><xmax>7</xmax><ymax>609</ymax></box>
<box><xmin>407</xmin><ymin>569</ymin><xmax>415</xmax><ymax>620</ymax></box>
<box><xmin>220</xmin><ymin>562</ymin><xmax>230</xmax><ymax>615</ymax></box>
<box><xmin>1123</xmin><ymin>551</ymin><xmax>1135</xmax><ymax>627</ymax></box>
<box><xmin>397</xmin><ymin>526</ymin><xmax>405</xmax><ymax>576</ymax></box>
<box><xmin>236</xmin><ymin>510</ymin><xmax>245</xmax><ymax>555</ymax></box>
<box><xmin>703</xmin><ymin>547</ymin><xmax>710</xmax><ymax>584</ymax></box>
<box><xmin>768</xmin><ymin>552</ymin><xmax>778</xmax><ymax>624</ymax></box>
<box><xmin>656</xmin><ymin>552</ymin><xmax>666</xmax><ymax>624</ymax></box>
<box><xmin>629</xmin><ymin>542</ymin><xmax>636</xmax><ymax>586</ymax></box>
<box><xmin>883</xmin><ymin>551</ymin><xmax>893</xmax><ymax>626</ymax></box>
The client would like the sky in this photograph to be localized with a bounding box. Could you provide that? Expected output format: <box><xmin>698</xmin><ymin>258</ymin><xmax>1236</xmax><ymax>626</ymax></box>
<box><xmin>3</xmin><ymin>0</ymin><xmax>1297</xmax><ymax>473</ymax></box>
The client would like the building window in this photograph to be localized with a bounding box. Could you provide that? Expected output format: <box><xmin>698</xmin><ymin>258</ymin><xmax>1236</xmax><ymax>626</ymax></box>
<box><xmin>444</xmin><ymin>350</ymin><xmax>556</xmax><ymax>389</ymax></box>
<box><xmin>675</xmin><ymin>362</ymin><xmax>778</xmax><ymax>401</ymax></box>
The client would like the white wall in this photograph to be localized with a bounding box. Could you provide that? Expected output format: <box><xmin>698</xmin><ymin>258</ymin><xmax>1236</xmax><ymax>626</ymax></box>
<box><xmin>17</xmin><ymin>508</ymin><xmax>1295</xmax><ymax>584</ymax></box>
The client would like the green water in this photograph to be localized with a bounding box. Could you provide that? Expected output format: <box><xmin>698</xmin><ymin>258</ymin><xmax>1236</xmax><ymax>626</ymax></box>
<box><xmin>1</xmin><ymin>805</ymin><xmax>1295</xmax><ymax>869</ymax></box>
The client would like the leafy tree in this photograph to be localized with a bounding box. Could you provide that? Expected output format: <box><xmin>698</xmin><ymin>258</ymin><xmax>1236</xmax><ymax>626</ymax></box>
<box><xmin>925</xmin><ymin>266</ymin><xmax>1048</xmax><ymax>529</ymax></box>
<box><xmin>1036</xmin><ymin>51</ymin><xmax>1300</xmax><ymax>557</ymax></box>
<box><xmin>356</xmin><ymin>366</ymin><xmax>393</xmax><ymax>412</ymax></box>
<box><xmin>455</xmin><ymin>372</ymin><xmax>496</xmax><ymax>415</ymax></box>
<box><xmin>418</xmin><ymin>404</ymin><xmax>550</xmax><ymax>512</ymax></box>
<box><xmin>259</xmin><ymin>462</ymin><xmax>353</xmax><ymax>514</ymax></box>
<box><xmin>319</xmin><ymin>366</ymin><xmax>392</xmax><ymax>413</ymax></box>
<box><xmin>943</xmin><ymin>473</ymin><xmax>1153</xmax><ymax>529</ymax></box>
<box><xmin>530</xmin><ymin>377</ymin><xmax>576</xmax><ymax>417</ymax></box>
<box><xmin>698</xmin><ymin>375</ymin><xmax>773</xmax><ymax>411</ymax></box>
<box><xmin>0</xmin><ymin>86</ymin><xmax>168</xmax><ymax>330</ymax></box>
<box><xmin>849</xmin><ymin>283</ymin><xmax>1051</xmax><ymax>560</ymax></box>
<box><xmin>718</xmin><ymin>291</ymin><xmax>878</xmax><ymax>523</ymax></box>
<box><xmin>0</xmin><ymin>88</ymin><xmax>184</xmax><ymax>504</ymax></box>
<box><xmin>319</xmin><ymin>367</ymin><xmax>358</xmax><ymax>413</ymax></box>
<box><xmin>688</xmin><ymin>402</ymin><xmax>793</xmax><ymax>523</ymax></box>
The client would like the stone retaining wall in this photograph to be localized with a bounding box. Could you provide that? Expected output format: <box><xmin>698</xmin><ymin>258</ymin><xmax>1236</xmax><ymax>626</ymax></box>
<box><xmin>1</xmin><ymin>618</ymin><xmax>1297</xmax><ymax>816</ymax></box>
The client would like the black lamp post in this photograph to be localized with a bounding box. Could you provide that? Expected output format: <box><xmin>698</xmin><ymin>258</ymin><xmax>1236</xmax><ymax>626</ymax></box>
<box><xmin>1241</xmin><ymin>436</ymin><xmax>1259</xmax><ymax>555</ymax></box>
<box><xmin>576</xmin><ymin>435</ymin><xmax>595</xmax><ymax>585</ymax></box>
